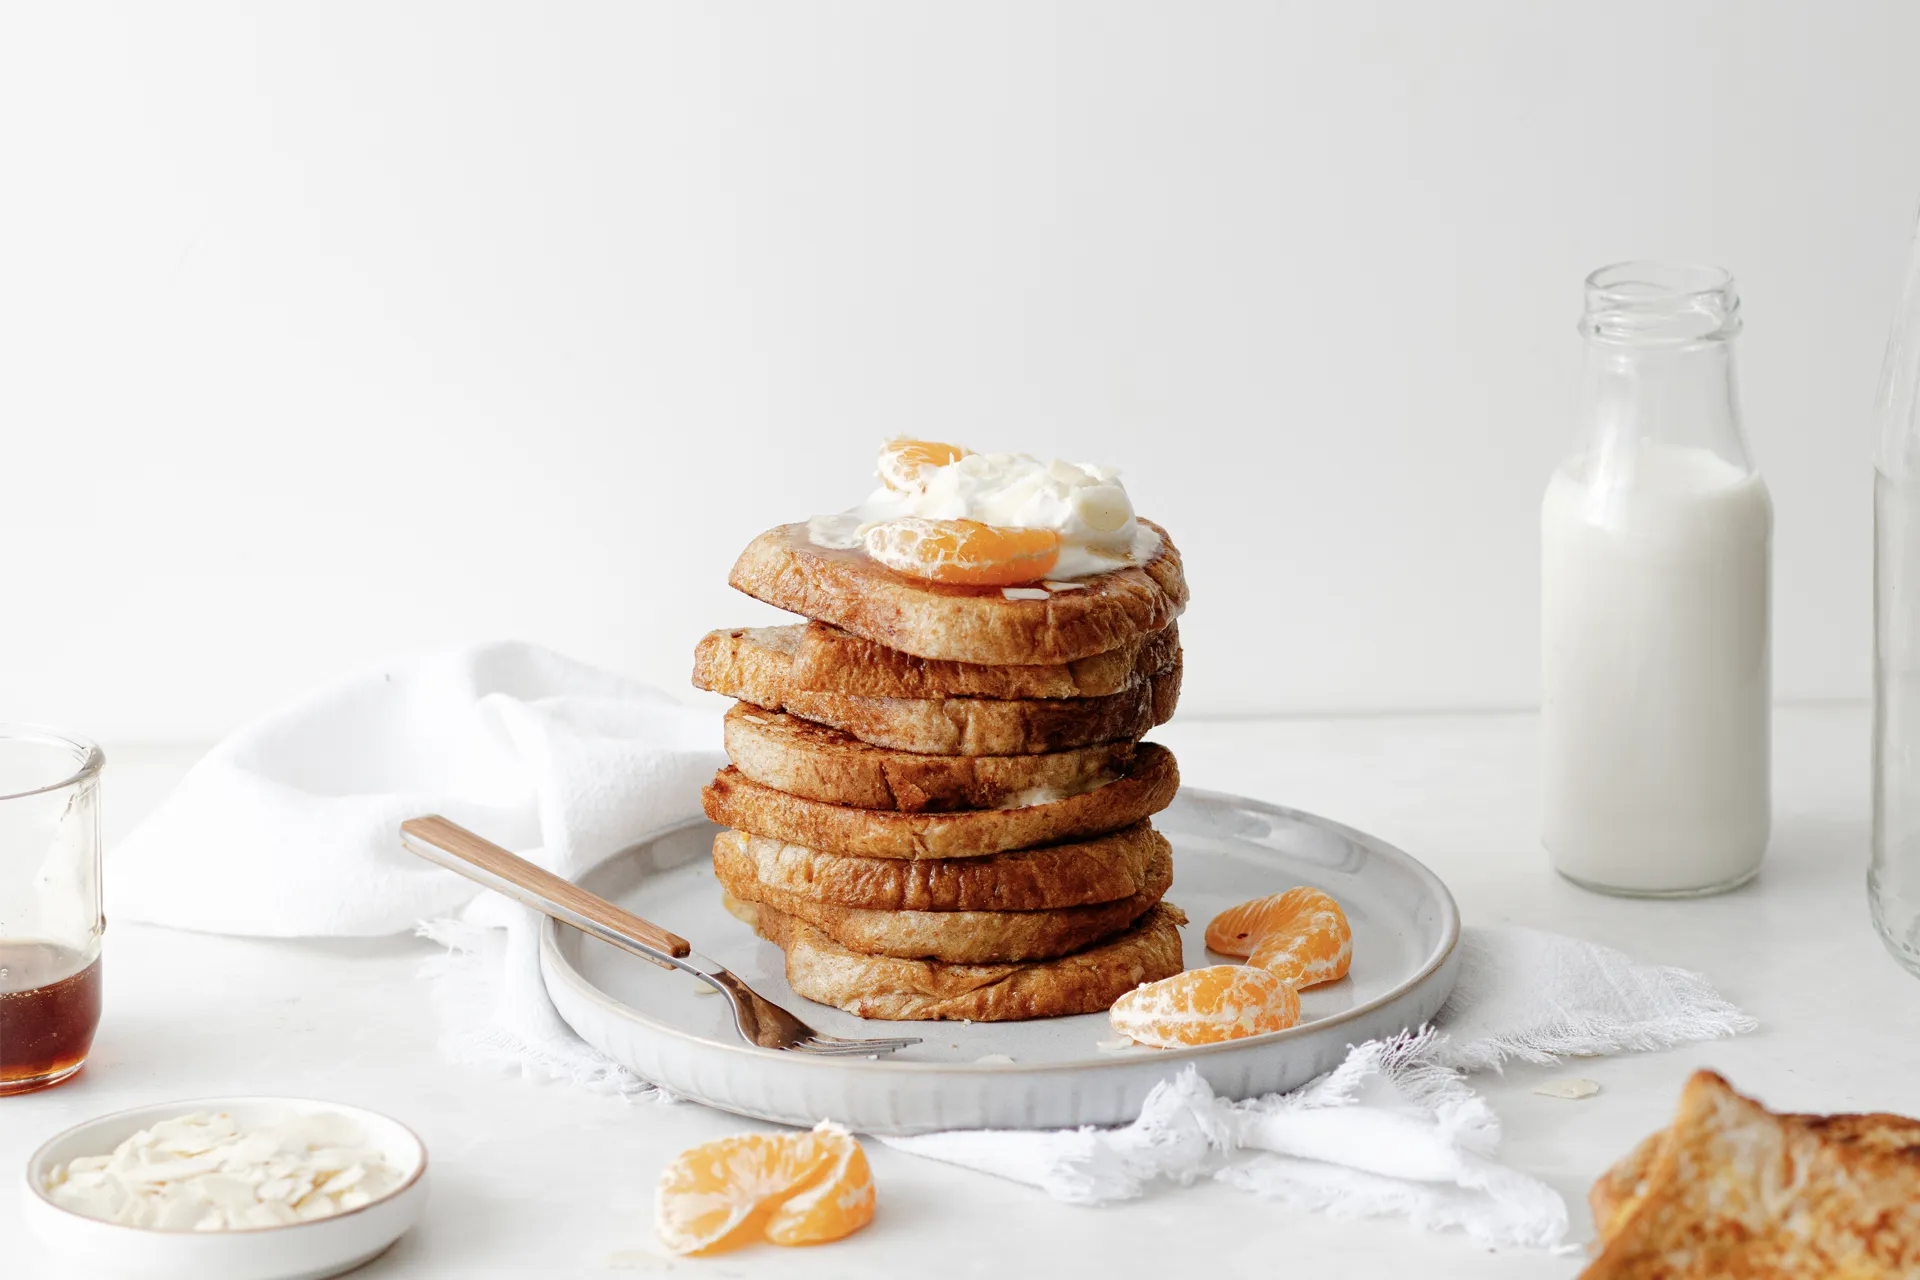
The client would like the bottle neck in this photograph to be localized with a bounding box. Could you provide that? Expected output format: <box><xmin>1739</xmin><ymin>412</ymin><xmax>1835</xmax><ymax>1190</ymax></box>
<box><xmin>1574</xmin><ymin>262</ymin><xmax>1752</xmax><ymax>475</ymax></box>
<box><xmin>1576</xmin><ymin>336</ymin><xmax>1752</xmax><ymax>474</ymax></box>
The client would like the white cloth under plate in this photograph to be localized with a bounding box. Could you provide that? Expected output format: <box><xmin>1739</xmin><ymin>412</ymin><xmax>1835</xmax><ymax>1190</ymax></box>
<box><xmin>114</xmin><ymin>643</ymin><xmax>1755</xmax><ymax>1251</ymax></box>
<box><xmin>885</xmin><ymin>925</ymin><xmax>1755</xmax><ymax>1249</ymax></box>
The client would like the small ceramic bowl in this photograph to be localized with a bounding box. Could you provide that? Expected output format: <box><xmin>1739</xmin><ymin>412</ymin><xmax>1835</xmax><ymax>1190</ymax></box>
<box><xmin>22</xmin><ymin>1096</ymin><xmax>429</xmax><ymax>1280</ymax></box>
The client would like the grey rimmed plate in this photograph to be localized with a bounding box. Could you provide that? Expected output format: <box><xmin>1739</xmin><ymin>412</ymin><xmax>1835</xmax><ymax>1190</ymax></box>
<box><xmin>541</xmin><ymin>787</ymin><xmax>1460</xmax><ymax>1135</ymax></box>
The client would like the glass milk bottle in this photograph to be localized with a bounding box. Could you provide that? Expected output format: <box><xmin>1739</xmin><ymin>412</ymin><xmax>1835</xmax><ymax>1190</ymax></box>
<box><xmin>1541</xmin><ymin>263</ymin><xmax>1772</xmax><ymax>896</ymax></box>
<box><xmin>1872</xmin><ymin>217</ymin><xmax>1920</xmax><ymax>976</ymax></box>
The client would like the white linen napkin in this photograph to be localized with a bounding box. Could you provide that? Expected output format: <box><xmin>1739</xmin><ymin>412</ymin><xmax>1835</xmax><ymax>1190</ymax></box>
<box><xmin>115</xmin><ymin>644</ymin><xmax>1754</xmax><ymax>1249</ymax></box>
<box><xmin>883</xmin><ymin>925</ymin><xmax>1755</xmax><ymax>1250</ymax></box>
<box><xmin>113</xmin><ymin>641</ymin><xmax>721</xmax><ymax>1088</ymax></box>
<box><xmin>113</xmin><ymin>641</ymin><xmax>719</xmax><ymax>935</ymax></box>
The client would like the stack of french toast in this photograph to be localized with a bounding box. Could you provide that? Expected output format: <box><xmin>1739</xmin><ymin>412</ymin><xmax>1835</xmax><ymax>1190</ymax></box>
<box><xmin>692</xmin><ymin>446</ymin><xmax>1191</xmax><ymax>1021</ymax></box>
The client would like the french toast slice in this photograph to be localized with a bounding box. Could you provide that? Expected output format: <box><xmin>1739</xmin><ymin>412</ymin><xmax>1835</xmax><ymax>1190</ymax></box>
<box><xmin>741</xmin><ymin>899</ymin><xmax>1189</xmax><ymax>1021</ymax></box>
<box><xmin>694</xmin><ymin>621</ymin><xmax>1180</xmax><ymax>701</ymax></box>
<box><xmin>714</xmin><ymin>834</ymin><xmax>1170</xmax><ymax>963</ymax></box>
<box><xmin>702</xmin><ymin>743</ymin><xmax>1179</xmax><ymax>859</ymax></box>
<box><xmin>700</xmin><ymin>653</ymin><xmax>1181</xmax><ymax>755</ymax></box>
<box><xmin>722</xmin><ymin>703</ymin><xmax>1136</xmax><ymax>810</ymax></box>
<box><xmin>1583</xmin><ymin>1071</ymin><xmax>1920</xmax><ymax>1278</ymax></box>
<box><xmin>727</xmin><ymin>520</ymin><xmax>1187</xmax><ymax>665</ymax></box>
<box><xmin>711</xmin><ymin>823</ymin><xmax>1170</xmax><ymax>912</ymax></box>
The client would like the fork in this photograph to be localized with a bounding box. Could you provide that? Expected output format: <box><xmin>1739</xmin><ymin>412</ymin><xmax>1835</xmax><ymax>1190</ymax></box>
<box><xmin>399</xmin><ymin>816</ymin><xmax>919</xmax><ymax>1057</ymax></box>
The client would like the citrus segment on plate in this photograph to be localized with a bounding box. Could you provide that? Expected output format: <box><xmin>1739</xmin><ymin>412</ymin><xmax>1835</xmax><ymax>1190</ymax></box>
<box><xmin>1206</xmin><ymin>887</ymin><xmax>1353</xmax><ymax>989</ymax></box>
<box><xmin>1108</xmin><ymin>964</ymin><xmax>1302</xmax><ymax>1049</ymax></box>
<box><xmin>877</xmin><ymin>439</ymin><xmax>970</xmax><ymax>491</ymax></box>
<box><xmin>656</xmin><ymin>1121</ymin><xmax>874</xmax><ymax>1255</ymax></box>
<box><xmin>863</xmin><ymin>517</ymin><xmax>1062</xmax><ymax>586</ymax></box>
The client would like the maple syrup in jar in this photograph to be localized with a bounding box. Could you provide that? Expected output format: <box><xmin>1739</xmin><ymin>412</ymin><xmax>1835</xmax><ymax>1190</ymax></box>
<box><xmin>0</xmin><ymin>727</ymin><xmax>104</xmax><ymax>1096</ymax></box>
<box><xmin>0</xmin><ymin>943</ymin><xmax>101</xmax><ymax>1094</ymax></box>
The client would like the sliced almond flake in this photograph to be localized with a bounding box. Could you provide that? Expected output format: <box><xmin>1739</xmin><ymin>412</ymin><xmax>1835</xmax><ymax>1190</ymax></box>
<box><xmin>1532</xmin><ymin>1077</ymin><xmax>1601</xmax><ymax>1100</ymax></box>
<box><xmin>1001</xmin><ymin>587</ymin><xmax>1049</xmax><ymax>601</ymax></box>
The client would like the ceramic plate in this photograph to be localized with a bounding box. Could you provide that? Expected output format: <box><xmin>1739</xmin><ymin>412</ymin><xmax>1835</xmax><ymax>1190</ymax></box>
<box><xmin>542</xmin><ymin>787</ymin><xmax>1460</xmax><ymax>1134</ymax></box>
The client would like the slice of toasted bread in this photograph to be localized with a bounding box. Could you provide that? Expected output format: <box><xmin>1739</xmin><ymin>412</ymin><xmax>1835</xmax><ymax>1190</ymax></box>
<box><xmin>702</xmin><ymin>742</ymin><xmax>1179</xmax><ymax>859</ymax></box>
<box><xmin>714</xmin><ymin>832</ymin><xmax>1171</xmax><ymax>963</ymax></box>
<box><xmin>742</xmin><ymin>898</ymin><xmax>1189</xmax><ymax>1021</ymax></box>
<box><xmin>722</xmin><ymin>704</ymin><xmax>1138</xmax><ymax>811</ymax></box>
<box><xmin>700</xmin><ymin>646</ymin><xmax>1181</xmax><ymax>755</ymax></box>
<box><xmin>727</xmin><ymin>520</ymin><xmax>1187</xmax><ymax>665</ymax></box>
<box><xmin>712</xmin><ymin>823</ymin><xmax>1170</xmax><ymax>912</ymax></box>
<box><xmin>1583</xmin><ymin>1071</ymin><xmax>1920</xmax><ymax>1278</ymax></box>
<box><xmin>787</xmin><ymin>620</ymin><xmax>1180</xmax><ymax>699</ymax></box>
<box><xmin>692</xmin><ymin>622</ymin><xmax>1179</xmax><ymax>702</ymax></box>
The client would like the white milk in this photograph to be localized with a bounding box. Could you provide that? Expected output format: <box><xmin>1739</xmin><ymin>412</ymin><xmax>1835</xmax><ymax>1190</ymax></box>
<box><xmin>1540</xmin><ymin>442</ymin><xmax>1772</xmax><ymax>893</ymax></box>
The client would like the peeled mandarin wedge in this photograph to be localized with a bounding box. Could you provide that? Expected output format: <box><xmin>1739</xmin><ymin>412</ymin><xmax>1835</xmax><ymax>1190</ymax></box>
<box><xmin>1205</xmin><ymin>887</ymin><xmax>1353</xmax><ymax>989</ymax></box>
<box><xmin>1108</xmin><ymin>964</ymin><xmax>1302</xmax><ymax>1048</ymax></box>
<box><xmin>877</xmin><ymin>439</ymin><xmax>970</xmax><ymax>491</ymax></box>
<box><xmin>863</xmin><ymin>517</ymin><xmax>1062</xmax><ymax>586</ymax></box>
<box><xmin>764</xmin><ymin>1124</ymin><xmax>875</xmax><ymax>1247</ymax></box>
<box><xmin>655</xmin><ymin>1121</ymin><xmax>874</xmax><ymax>1256</ymax></box>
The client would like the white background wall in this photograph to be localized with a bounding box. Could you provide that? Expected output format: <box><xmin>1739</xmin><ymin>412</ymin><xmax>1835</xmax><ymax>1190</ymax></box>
<box><xmin>4</xmin><ymin>2</ymin><xmax>1917</xmax><ymax>741</ymax></box>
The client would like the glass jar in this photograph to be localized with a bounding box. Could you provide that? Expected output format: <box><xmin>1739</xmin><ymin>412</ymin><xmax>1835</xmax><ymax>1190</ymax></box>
<box><xmin>1872</xmin><ymin>217</ymin><xmax>1920</xmax><ymax>976</ymax></box>
<box><xmin>1541</xmin><ymin>263</ymin><xmax>1773</xmax><ymax>895</ymax></box>
<box><xmin>0</xmin><ymin>727</ymin><xmax>105</xmax><ymax>1095</ymax></box>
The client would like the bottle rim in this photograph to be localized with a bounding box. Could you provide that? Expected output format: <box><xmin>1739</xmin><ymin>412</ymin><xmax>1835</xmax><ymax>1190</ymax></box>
<box><xmin>1581</xmin><ymin>261</ymin><xmax>1741</xmax><ymax>345</ymax></box>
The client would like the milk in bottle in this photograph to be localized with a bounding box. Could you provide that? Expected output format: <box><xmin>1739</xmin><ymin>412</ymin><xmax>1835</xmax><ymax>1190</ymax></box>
<box><xmin>1541</xmin><ymin>263</ymin><xmax>1772</xmax><ymax>895</ymax></box>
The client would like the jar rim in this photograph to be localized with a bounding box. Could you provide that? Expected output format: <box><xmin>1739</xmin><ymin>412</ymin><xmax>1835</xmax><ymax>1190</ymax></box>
<box><xmin>0</xmin><ymin>725</ymin><xmax>105</xmax><ymax>801</ymax></box>
<box><xmin>1582</xmin><ymin>261</ymin><xmax>1741</xmax><ymax>345</ymax></box>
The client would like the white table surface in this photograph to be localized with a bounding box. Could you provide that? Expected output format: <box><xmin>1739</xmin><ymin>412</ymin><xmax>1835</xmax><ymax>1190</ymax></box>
<box><xmin>6</xmin><ymin>706</ymin><xmax>1914</xmax><ymax>1278</ymax></box>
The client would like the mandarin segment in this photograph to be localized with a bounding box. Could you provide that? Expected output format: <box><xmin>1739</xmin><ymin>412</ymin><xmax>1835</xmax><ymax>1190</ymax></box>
<box><xmin>863</xmin><ymin>517</ymin><xmax>1062</xmax><ymax>586</ymax></box>
<box><xmin>1205</xmin><ymin>887</ymin><xmax>1353</xmax><ymax>989</ymax></box>
<box><xmin>877</xmin><ymin>439</ymin><xmax>971</xmax><ymax>491</ymax></box>
<box><xmin>655</xmin><ymin>1122</ymin><xmax>874</xmax><ymax>1256</ymax></box>
<box><xmin>765</xmin><ymin>1124</ymin><xmax>876</xmax><ymax>1247</ymax></box>
<box><xmin>1108</xmin><ymin>964</ymin><xmax>1301</xmax><ymax>1048</ymax></box>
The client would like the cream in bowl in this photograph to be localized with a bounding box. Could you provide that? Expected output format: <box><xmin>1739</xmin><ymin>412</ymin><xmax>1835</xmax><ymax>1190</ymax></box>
<box><xmin>23</xmin><ymin>1096</ymin><xmax>428</xmax><ymax>1280</ymax></box>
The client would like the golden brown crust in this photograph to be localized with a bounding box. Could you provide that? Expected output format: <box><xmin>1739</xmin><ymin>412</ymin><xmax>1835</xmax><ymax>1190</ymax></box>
<box><xmin>726</xmin><ymin>521</ymin><xmax>1188</xmax><ymax>666</ymax></box>
<box><xmin>701</xmin><ymin>743</ymin><xmax>1179</xmax><ymax>859</ymax></box>
<box><xmin>710</xmin><ymin>823</ymin><xmax>1169</xmax><ymax>912</ymax></box>
<box><xmin>750</xmin><ymin>900</ymin><xmax>1190</xmax><ymax>1021</ymax></box>
<box><xmin>790</xmin><ymin>620</ymin><xmax>1180</xmax><ymax>699</ymax></box>
<box><xmin>1583</xmin><ymin>1071</ymin><xmax>1920</xmax><ymax>1277</ymax></box>
<box><xmin>722</xmin><ymin>704</ymin><xmax>1135</xmax><ymax>812</ymax></box>
<box><xmin>697</xmin><ymin>638</ymin><xmax>1180</xmax><ymax>754</ymax></box>
<box><xmin>780</xmin><ymin>660</ymin><xmax>1180</xmax><ymax>755</ymax></box>
<box><xmin>714</xmin><ymin>835</ymin><xmax>1170</xmax><ymax>963</ymax></box>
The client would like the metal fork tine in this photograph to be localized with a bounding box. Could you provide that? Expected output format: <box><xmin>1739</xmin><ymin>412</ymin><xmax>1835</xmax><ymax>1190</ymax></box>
<box><xmin>808</xmin><ymin>1036</ymin><xmax>921</xmax><ymax>1051</ymax></box>
<box><xmin>796</xmin><ymin>1038</ymin><xmax>917</xmax><ymax>1056</ymax></box>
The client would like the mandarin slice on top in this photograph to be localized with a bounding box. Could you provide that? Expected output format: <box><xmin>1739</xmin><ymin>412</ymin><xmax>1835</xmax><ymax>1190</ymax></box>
<box><xmin>863</xmin><ymin>517</ymin><xmax>1062</xmax><ymax>586</ymax></box>
<box><xmin>1205</xmin><ymin>886</ymin><xmax>1352</xmax><ymax>989</ymax></box>
<box><xmin>1108</xmin><ymin>964</ymin><xmax>1301</xmax><ymax>1048</ymax></box>
<box><xmin>656</xmin><ymin>1121</ymin><xmax>874</xmax><ymax>1256</ymax></box>
<box><xmin>877</xmin><ymin>439</ymin><xmax>971</xmax><ymax>491</ymax></box>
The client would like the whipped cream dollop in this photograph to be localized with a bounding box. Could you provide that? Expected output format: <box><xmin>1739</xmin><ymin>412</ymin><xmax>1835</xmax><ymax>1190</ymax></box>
<box><xmin>807</xmin><ymin>446</ymin><xmax>1161</xmax><ymax>579</ymax></box>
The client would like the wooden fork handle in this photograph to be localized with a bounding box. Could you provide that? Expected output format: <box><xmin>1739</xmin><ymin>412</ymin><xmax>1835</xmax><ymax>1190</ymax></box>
<box><xmin>399</xmin><ymin>815</ymin><xmax>692</xmax><ymax>959</ymax></box>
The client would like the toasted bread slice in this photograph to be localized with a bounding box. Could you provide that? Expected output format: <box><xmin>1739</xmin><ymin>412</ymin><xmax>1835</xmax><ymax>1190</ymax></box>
<box><xmin>702</xmin><ymin>742</ymin><xmax>1179</xmax><ymax>859</ymax></box>
<box><xmin>793</xmin><ymin>620</ymin><xmax>1180</xmax><ymax>699</ymax></box>
<box><xmin>727</xmin><ymin>520</ymin><xmax>1187</xmax><ymax>665</ymax></box>
<box><xmin>723</xmin><ymin>704</ymin><xmax>1138</xmax><ymax>810</ymax></box>
<box><xmin>695</xmin><ymin>622</ymin><xmax>1180</xmax><ymax>703</ymax></box>
<box><xmin>742</xmin><ymin>899</ymin><xmax>1189</xmax><ymax>1021</ymax></box>
<box><xmin>714</xmin><ymin>832</ymin><xmax>1170</xmax><ymax>963</ymax></box>
<box><xmin>712</xmin><ymin>823</ymin><xmax>1170</xmax><ymax>912</ymax></box>
<box><xmin>1583</xmin><ymin>1071</ymin><xmax>1920</xmax><ymax>1278</ymax></box>
<box><xmin>701</xmin><ymin>649</ymin><xmax>1180</xmax><ymax>755</ymax></box>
